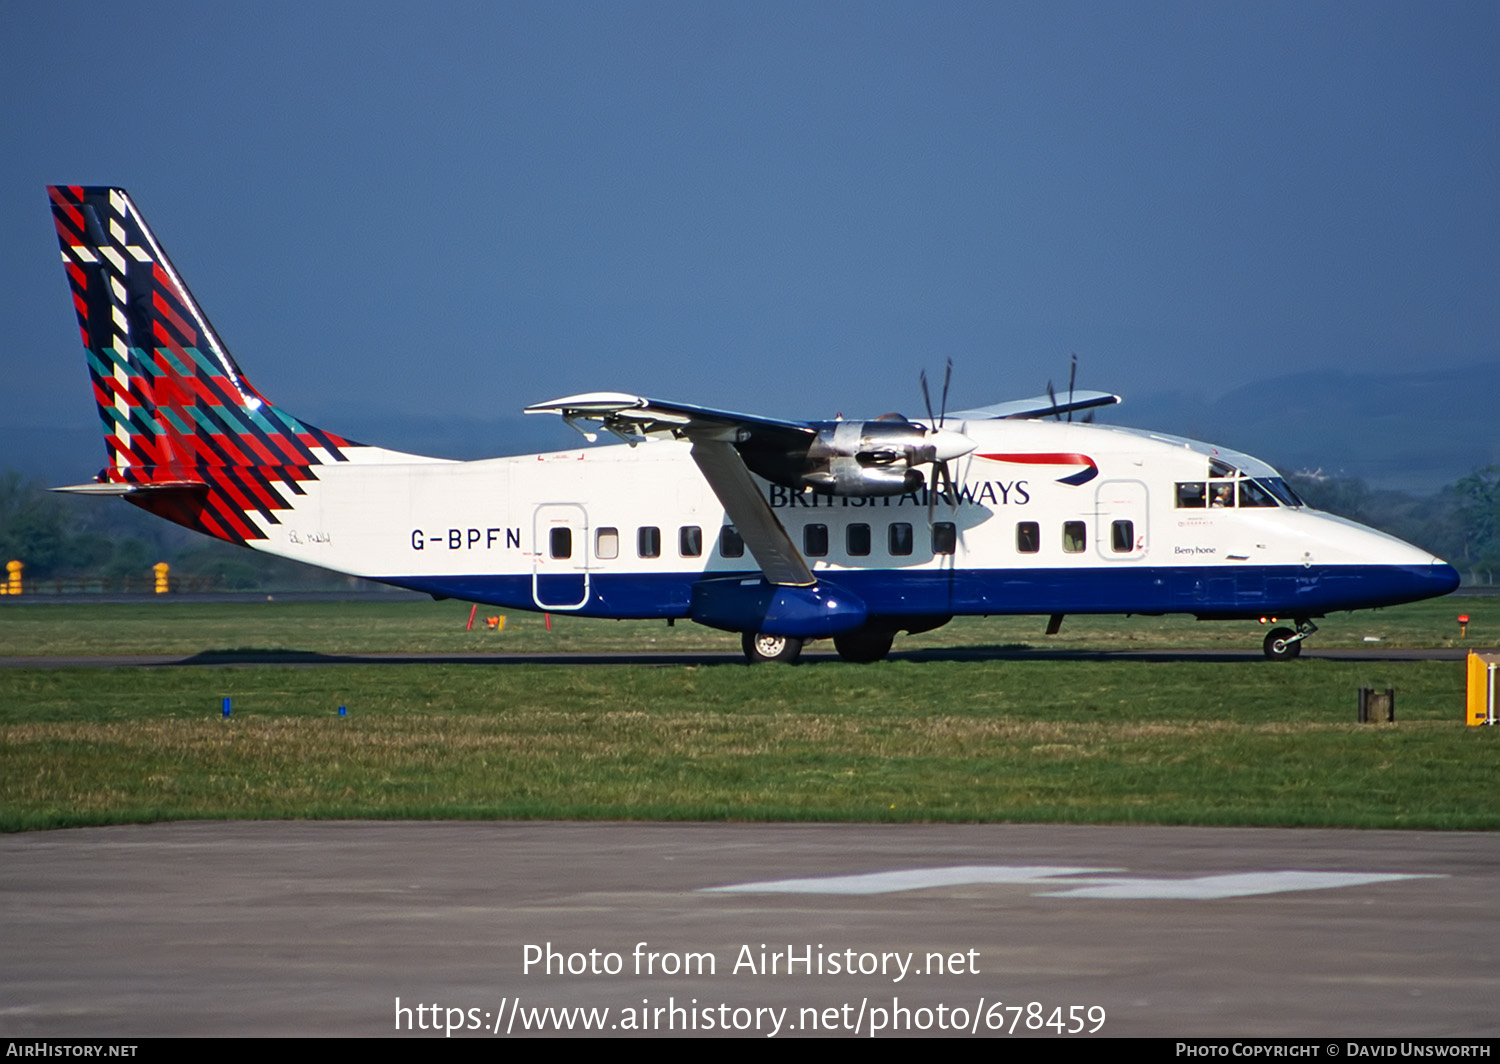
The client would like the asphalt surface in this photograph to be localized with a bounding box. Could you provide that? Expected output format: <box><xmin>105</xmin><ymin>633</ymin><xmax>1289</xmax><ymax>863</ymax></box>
<box><xmin>1</xmin><ymin>821</ymin><xmax>1495</xmax><ymax>1038</ymax></box>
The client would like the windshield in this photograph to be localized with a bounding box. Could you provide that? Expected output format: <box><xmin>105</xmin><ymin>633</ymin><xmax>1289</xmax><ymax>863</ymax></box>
<box><xmin>1175</xmin><ymin>474</ymin><xmax>1303</xmax><ymax>510</ymax></box>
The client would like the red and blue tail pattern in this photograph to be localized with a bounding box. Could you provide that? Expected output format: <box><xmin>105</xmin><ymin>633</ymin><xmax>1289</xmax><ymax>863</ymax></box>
<box><xmin>49</xmin><ymin>186</ymin><xmax>360</xmax><ymax>544</ymax></box>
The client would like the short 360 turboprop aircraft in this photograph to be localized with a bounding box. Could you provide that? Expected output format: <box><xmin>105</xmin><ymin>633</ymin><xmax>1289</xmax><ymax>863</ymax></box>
<box><xmin>47</xmin><ymin>186</ymin><xmax>1460</xmax><ymax>663</ymax></box>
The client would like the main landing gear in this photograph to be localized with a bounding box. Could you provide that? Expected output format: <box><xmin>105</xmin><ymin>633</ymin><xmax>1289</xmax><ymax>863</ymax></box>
<box><xmin>740</xmin><ymin>629</ymin><xmax>899</xmax><ymax>664</ymax></box>
<box><xmin>832</xmin><ymin>630</ymin><xmax>895</xmax><ymax>664</ymax></box>
<box><xmin>1263</xmin><ymin>619</ymin><xmax>1318</xmax><ymax>661</ymax></box>
<box><xmin>742</xmin><ymin>631</ymin><xmax>803</xmax><ymax>665</ymax></box>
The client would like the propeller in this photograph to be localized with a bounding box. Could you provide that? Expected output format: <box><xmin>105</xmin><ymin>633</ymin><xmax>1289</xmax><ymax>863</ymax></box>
<box><xmin>918</xmin><ymin>359</ymin><xmax>973</xmax><ymax>525</ymax></box>
<box><xmin>1066</xmin><ymin>353</ymin><xmax>1077</xmax><ymax>422</ymax></box>
<box><xmin>1047</xmin><ymin>354</ymin><xmax>1093</xmax><ymax>422</ymax></box>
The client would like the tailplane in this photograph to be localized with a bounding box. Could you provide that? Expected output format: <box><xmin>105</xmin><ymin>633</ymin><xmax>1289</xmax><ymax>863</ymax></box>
<box><xmin>48</xmin><ymin>185</ymin><xmax>361</xmax><ymax>544</ymax></box>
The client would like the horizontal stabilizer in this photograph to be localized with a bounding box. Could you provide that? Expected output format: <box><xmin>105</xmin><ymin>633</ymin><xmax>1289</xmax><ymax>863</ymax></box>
<box><xmin>51</xmin><ymin>480</ymin><xmax>206</xmax><ymax>496</ymax></box>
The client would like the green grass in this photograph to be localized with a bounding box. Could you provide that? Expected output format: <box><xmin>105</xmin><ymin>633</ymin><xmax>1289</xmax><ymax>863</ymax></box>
<box><xmin>0</xmin><ymin>592</ymin><xmax>1491</xmax><ymax>657</ymax></box>
<box><xmin>2</xmin><ymin>646</ymin><xmax>1495</xmax><ymax>832</ymax></box>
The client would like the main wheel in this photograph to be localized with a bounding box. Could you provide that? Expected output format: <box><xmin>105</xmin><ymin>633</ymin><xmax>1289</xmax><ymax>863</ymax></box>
<box><xmin>1263</xmin><ymin>627</ymin><xmax>1302</xmax><ymax>660</ymax></box>
<box><xmin>833</xmin><ymin>630</ymin><xmax>894</xmax><ymax>663</ymax></box>
<box><xmin>742</xmin><ymin>631</ymin><xmax>803</xmax><ymax>664</ymax></box>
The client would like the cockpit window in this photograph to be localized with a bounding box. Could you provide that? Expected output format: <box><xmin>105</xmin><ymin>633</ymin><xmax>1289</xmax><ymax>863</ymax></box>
<box><xmin>1176</xmin><ymin>482</ymin><xmax>1206</xmax><ymax>508</ymax></box>
<box><xmin>1260</xmin><ymin>477</ymin><xmax>1304</xmax><ymax>507</ymax></box>
<box><xmin>1238</xmin><ymin>478</ymin><xmax>1277</xmax><ymax>508</ymax></box>
<box><xmin>1176</xmin><ymin>475</ymin><xmax>1293</xmax><ymax>510</ymax></box>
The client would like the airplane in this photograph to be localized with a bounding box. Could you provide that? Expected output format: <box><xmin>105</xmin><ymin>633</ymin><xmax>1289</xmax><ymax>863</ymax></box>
<box><xmin>45</xmin><ymin>185</ymin><xmax>1461</xmax><ymax>664</ymax></box>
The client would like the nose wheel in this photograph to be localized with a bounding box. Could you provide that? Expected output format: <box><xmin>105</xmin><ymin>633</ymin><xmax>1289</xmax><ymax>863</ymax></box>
<box><xmin>1263</xmin><ymin>619</ymin><xmax>1317</xmax><ymax>661</ymax></box>
<box><xmin>742</xmin><ymin>632</ymin><xmax>803</xmax><ymax>664</ymax></box>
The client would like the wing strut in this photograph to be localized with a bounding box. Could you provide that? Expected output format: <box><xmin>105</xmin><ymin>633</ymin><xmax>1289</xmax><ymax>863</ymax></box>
<box><xmin>689</xmin><ymin>440</ymin><xmax>814</xmax><ymax>587</ymax></box>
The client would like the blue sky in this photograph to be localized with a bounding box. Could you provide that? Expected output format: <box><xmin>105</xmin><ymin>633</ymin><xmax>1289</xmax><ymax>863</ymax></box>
<box><xmin>4</xmin><ymin>1</ymin><xmax>1496</xmax><ymax>457</ymax></box>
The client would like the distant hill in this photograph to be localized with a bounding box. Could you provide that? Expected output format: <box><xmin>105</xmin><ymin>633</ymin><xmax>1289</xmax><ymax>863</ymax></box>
<box><xmin>9</xmin><ymin>362</ymin><xmax>1497</xmax><ymax>494</ymax></box>
<box><xmin>1108</xmin><ymin>362</ymin><xmax>1500</xmax><ymax>494</ymax></box>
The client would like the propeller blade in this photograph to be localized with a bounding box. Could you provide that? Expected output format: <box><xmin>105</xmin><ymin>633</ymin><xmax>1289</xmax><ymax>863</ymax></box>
<box><xmin>919</xmin><ymin>369</ymin><xmax>935</xmax><ymax>427</ymax></box>
<box><xmin>939</xmin><ymin>358</ymin><xmax>952</xmax><ymax>429</ymax></box>
<box><xmin>1067</xmin><ymin>354</ymin><xmax>1077</xmax><ymax>423</ymax></box>
<box><xmin>1046</xmin><ymin>380</ymin><xmax>1059</xmax><ymax>420</ymax></box>
<box><xmin>926</xmin><ymin>459</ymin><xmax>958</xmax><ymax>527</ymax></box>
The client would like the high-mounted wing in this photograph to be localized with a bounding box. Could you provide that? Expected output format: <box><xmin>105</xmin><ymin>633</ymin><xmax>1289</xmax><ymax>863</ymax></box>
<box><xmin>523</xmin><ymin>392</ymin><xmax>815</xmax><ymax>448</ymax></box>
<box><xmin>526</xmin><ymin>392</ymin><xmax>817</xmax><ymax>586</ymax></box>
<box><xmin>948</xmin><ymin>389</ymin><xmax>1120</xmax><ymax>421</ymax></box>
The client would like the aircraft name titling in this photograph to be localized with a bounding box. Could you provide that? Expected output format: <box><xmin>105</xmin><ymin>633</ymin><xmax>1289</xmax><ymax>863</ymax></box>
<box><xmin>767</xmin><ymin>480</ymin><xmax>1030</xmax><ymax>509</ymax></box>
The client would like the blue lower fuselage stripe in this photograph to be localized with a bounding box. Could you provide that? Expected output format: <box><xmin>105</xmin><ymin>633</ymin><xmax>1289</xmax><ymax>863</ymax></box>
<box><xmin>380</xmin><ymin>562</ymin><xmax>1461</xmax><ymax>622</ymax></box>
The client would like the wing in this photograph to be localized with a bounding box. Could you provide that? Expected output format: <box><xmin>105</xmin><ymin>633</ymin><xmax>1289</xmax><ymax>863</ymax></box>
<box><xmin>948</xmin><ymin>389</ymin><xmax>1120</xmax><ymax>421</ymax></box>
<box><xmin>525</xmin><ymin>392</ymin><xmax>816</xmax><ymax>586</ymax></box>
<box><xmin>523</xmin><ymin>392</ymin><xmax>815</xmax><ymax>448</ymax></box>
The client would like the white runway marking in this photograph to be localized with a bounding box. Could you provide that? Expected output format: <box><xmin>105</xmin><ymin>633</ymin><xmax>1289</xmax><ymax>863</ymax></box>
<box><xmin>704</xmin><ymin>865</ymin><xmax>1113</xmax><ymax>894</ymax></box>
<box><xmin>707</xmin><ymin>865</ymin><xmax>1443</xmax><ymax>899</ymax></box>
<box><xmin>1035</xmin><ymin>871</ymin><xmax>1442</xmax><ymax>899</ymax></box>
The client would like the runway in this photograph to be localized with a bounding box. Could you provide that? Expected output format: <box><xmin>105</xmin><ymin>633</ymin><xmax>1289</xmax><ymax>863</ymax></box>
<box><xmin>1</xmin><ymin>822</ymin><xmax>1494</xmax><ymax>1037</ymax></box>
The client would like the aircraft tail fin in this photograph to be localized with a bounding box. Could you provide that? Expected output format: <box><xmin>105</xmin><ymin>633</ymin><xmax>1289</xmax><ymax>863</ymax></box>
<box><xmin>48</xmin><ymin>185</ymin><xmax>360</xmax><ymax>544</ymax></box>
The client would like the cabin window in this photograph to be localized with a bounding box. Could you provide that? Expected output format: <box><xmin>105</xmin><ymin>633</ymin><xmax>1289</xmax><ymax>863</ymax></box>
<box><xmin>1063</xmin><ymin>521</ymin><xmax>1086</xmax><ymax>553</ymax></box>
<box><xmin>889</xmin><ymin>522</ymin><xmax>913</xmax><ymax>556</ymax></box>
<box><xmin>1176</xmin><ymin>482</ymin><xmax>1207</xmax><ymax>508</ymax></box>
<box><xmin>847</xmin><ymin>523</ymin><xmax>871</xmax><ymax>557</ymax></box>
<box><xmin>679</xmin><ymin>525</ymin><xmax>703</xmax><ymax>557</ymax></box>
<box><xmin>549</xmin><ymin>527</ymin><xmax>572</xmax><ymax>559</ymax></box>
<box><xmin>720</xmin><ymin>526</ymin><xmax>744</xmax><ymax>558</ymax></box>
<box><xmin>594</xmin><ymin>527</ymin><xmax>619</xmax><ymax>560</ymax></box>
<box><xmin>932</xmin><ymin>522</ymin><xmax>956</xmax><ymax>555</ymax></box>
<box><xmin>804</xmin><ymin>523</ymin><xmax>828</xmax><ymax>557</ymax></box>
<box><xmin>1016</xmin><ymin>521</ymin><xmax>1039</xmax><ymax>553</ymax></box>
<box><xmin>1111</xmin><ymin>520</ymin><xmax>1134</xmax><ymax>553</ymax></box>
<box><xmin>638</xmin><ymin>526</ymin><xmax>661</xmax><ymax>559</ymax></box>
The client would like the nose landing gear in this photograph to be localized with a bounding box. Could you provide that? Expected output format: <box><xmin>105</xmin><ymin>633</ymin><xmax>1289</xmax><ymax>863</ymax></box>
<box><xmin>1263</xmin><ymin>619</ymin><xmax>1318</xmax><ymax>661</ymax></box>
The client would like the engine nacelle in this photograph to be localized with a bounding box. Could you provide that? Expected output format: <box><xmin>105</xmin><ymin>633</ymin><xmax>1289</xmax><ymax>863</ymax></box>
<box><xmin>800</xmin><ymin>460</ymin><xmax>925</xmax><ymax>496</ymax></box>
<box><xmin>738</xmin><ymin>415</ymin><xmax>975</xmax><ymax>497</ymax></box>
<box><xmin>795</xmin><ymin>418</ymin><xmax>928</xmax><ymax>496</ymax></box>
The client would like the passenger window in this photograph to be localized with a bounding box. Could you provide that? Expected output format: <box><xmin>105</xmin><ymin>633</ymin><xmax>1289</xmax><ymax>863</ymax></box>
<box><xmin>932</xmin><ymin>522</ymin><xmax>956</xmax><ymax>556</ymax></box>
<box><xmin>720</xmin><ymin>526</ymin><xmax>744</xmax><ymax>558</ymax></box>
<box><xmin>638</xmin><ymin>526</ymin><xmax>661</xmax><ymax>559</ymax></box>
<box><xmin>594</xmin><ymin>527</ymin><xmax>619</xmax><ymax>560</ymax></box>
<box><xmin>1063</xmin><ymin>521</ymin><xmax>1086</xmax><ymax>553</ymax></box>
<box><xmin>1176</xmin><ymin>482</ymin><xmax>1206</xmax><ymax>508</ymax></box>
<box><xmin>804</xmin><ymin>524</ymin><xmax>828</xmax><ymax>557</ymax></box>
<box><xmin>549</xmin><ymin>527</ymin><xmax>572</xmax><ymax>559</ymax></box>
<box><xmin>1111</xmin><ymin>520</ymin><xmax>1134</xmax><ymax>553</ymax></box>
<box><xmin>1016</xmin><ymin>521</ymin><xmax>1039</xmax><ymax>553</ymax></box>
<box><xmin>679</xmin><ymin>525</ymin><xmax>702</xmax><ymax>557</ymax></box>
<box><xmin>889</xmin><ymin>522</ymin><xmax>913</xmax><ymax>556</ymax></box>
<box><xmin>847</xmin><ymin>523</ymin><xmax>871</xmax><ymax>557</ymax></box>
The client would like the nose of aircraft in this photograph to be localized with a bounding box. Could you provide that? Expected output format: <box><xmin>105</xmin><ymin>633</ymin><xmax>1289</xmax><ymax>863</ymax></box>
<box><xmin>1428</xmin><ymin>560</ymin><xmax>1462</xmax><ymax>597</ymax></box>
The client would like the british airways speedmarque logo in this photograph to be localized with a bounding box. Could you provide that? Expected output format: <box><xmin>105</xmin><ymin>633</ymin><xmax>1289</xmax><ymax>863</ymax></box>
<box><xmin>977</xmin><ymin>452</ymin><xmax>1098</xmax><ymax>486</ymax></box>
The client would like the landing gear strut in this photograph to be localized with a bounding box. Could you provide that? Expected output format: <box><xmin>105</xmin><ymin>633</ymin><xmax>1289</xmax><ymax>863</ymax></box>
<box><xmin>742</xmin><ymin>631</ymin><xmax>803</xmax><ymax>665</ymax></box>
<box><xmin>1263</xmin><ymin>619</ymin><xmax>1318</xmax><ymax>661</ymax></box>
<box><xmin>833</xmin><ymin>630</ymin><xmax>894</xmax><ymax>663</ymax></box>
